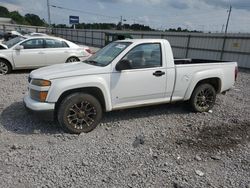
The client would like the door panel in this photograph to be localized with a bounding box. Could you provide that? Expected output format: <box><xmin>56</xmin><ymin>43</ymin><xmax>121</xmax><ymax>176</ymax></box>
<box><xmin>13</xmin><ymin>38</ymin><xmax>46</xmax><ymax>68</ymax></box>
<box><xmin>111</xmin><ymin>68</ymin><xmax>167</xmax><ymax>106</ymax></box>
<box><xmin>44</xmin><ymin>39</ymin><xmax>70</xmax><ymax>65</ymax></box>
<box><xmin>111</xmin><ymin>43</ymin><xmax>167</xmax><ymax>108</ymax></box>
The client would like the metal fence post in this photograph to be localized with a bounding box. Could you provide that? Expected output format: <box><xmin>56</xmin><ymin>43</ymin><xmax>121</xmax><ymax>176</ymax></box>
<box><xmin>91</xmin><ymin>31</ymin><xmax>94</xmax><ymax>46</ymax></box>
<box><xmin>220</xmin><ymin>35</ymin><xmax>227</xmax><ymax>60</ymax></box>
<box><xmin>185</xmin><ymin>35</ymin><xmax>191</xmax><ymax>58</ymax></box>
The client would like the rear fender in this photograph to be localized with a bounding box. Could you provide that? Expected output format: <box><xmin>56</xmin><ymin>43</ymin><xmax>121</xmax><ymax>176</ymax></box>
<box><xmin>183</xmin><ymin>69</ymin><xmax>223</xmax><ymax>100</ymax></box>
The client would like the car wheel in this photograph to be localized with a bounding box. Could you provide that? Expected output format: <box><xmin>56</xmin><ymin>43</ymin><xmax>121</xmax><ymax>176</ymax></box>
<box><xmin>66</xmin><ymin>57</ymin><xmax>79</xmax><ymax>63</ymax></box>
<box><xmin>190</xmin><ymin>83</ymin><xmax>216</xmax><ymax>112</ymax></box>
<box><xmin>0</xmin><ymin>59</ymin><xmax>11</xmax><ymax>75</ymax></box>
<box><xmin>57</xmin><ymin>93</ymin><xmax>102</xmax><ymax>134</ymax></box>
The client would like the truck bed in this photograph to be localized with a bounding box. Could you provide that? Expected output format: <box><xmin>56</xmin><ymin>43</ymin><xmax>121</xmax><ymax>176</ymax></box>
<box><xmin>174</xmin><ymin>58</ymin><xmax>226</xmax><ymax>65</ymax></box>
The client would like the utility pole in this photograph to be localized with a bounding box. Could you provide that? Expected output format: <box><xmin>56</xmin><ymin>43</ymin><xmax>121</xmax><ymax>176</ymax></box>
<box><xmin>221</xmin><ymin>24</ymin><xmax>225</xmax><ymax>33</ymax></box>
<box><xmin>120</xmin><ymin>16</ymin><xmax>123</xmax><ymax>26</ymax></box>
<box><xmin>225</xmin><ymin>5</ymin><xmax>232</xmax><ymax>34</ymax></box>
<box><xmin>47</xmin><ymin>0</ymin><xmax>51</xmax><ymax>27</ymax></box>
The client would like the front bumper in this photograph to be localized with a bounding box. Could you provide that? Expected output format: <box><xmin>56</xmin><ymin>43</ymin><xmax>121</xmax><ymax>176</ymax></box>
<box><xmin>23</xmin><ymin>95</ymin><xmax>55</xmax><ymax>120</ymax></box>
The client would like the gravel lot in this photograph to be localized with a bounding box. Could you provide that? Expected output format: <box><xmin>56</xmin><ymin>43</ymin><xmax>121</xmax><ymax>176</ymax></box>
<box><xmin>0</xmin><ymin>70</ymin><xmax>249</xmax><ymax>188</ymax></box>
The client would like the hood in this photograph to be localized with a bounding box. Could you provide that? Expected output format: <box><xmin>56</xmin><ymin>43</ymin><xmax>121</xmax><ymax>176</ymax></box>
<box><xmin>30</xmin><ymin>62</ymin><xmax>109</xmax><ymax>80</ymax></box>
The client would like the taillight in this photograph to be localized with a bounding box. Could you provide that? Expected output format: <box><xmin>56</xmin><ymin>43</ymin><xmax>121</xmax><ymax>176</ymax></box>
<box><xmin>85</xmin><ymin>48</ymin><xmax>92</xmax><ymax>54</ymax></box>
<box><xmin>235</xmin><ymin>66</ymin><xmax>238</xmax><ymax>81</ymax></box>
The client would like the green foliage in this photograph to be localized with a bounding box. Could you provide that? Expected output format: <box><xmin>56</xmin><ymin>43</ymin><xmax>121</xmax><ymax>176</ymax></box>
<box><xmin>0</xmin><ymin>6</ymin><xmax>9</xmax><ymax>17</ymax></box>
<box><xmin>0</xmin><ymin>6</ymin><xmax>46</xmax><ymax>26</ymax></box>
<box><xmin>25</xmin><ymin>14</ymin><xmax>46</xmax><ymax>26</ymax></box>
<box><xmin>9</xmin><ymin>11</ymin><xmax>28</xmax><ymax>25</ymax></box>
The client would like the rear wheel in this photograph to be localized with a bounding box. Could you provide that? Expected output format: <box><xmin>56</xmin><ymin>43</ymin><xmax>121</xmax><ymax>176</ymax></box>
<box><xmin>0</xmin><ymin>59</ymin><xmax>11</xmax><ymax>75</ymax></box>
<box><xmin>66</xmin><ymin>57</ymin><xmax>79</xmax><ymax>63</ymax></box>
<box><xmin>190</xmin><ymin>83</ymin><xmax>216</xmax><ymax>112</ymax></box>
<box><xmin>57</xmin><ymin>93</ymin><xmax>102</xmax><ymax>134</ymax></box>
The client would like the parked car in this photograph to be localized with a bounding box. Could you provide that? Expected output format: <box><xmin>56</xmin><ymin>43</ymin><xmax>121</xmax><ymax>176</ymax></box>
<box><xmin>3</xmin><ymin>30</ymin><xmax>23</xmax><ymax>41</ymax></box>
<box><xmin>24</xmin><ymin>39</ymin><xmax>238</xmax><ymax>134</ymax></box>
<box><xmin>0</xmin><ymin>36</ymin><xmax>92</xmax><ymax>74</ymax></box>
<box><xmin>24</xmin><ymin>32</ymin><xmax>48</xmax><ymax>37</ymax></box>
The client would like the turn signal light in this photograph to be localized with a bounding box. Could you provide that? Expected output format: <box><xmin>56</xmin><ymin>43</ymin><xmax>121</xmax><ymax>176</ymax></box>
<box><xmin>39</xmin><ymin>91</ymin><xmax>48</xmax><ymax>102</ymax></box>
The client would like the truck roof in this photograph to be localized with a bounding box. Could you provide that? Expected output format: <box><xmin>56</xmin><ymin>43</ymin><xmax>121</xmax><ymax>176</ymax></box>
<box><xmin>117</xmin><ymin>38</ymin><xmax>168</xmax><ymax>43</ymax></box>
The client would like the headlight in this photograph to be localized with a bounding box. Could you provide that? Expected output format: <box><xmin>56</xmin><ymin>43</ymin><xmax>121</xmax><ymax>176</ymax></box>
<box><xmin>31</xmin><ymin>79</ymin><xmax>51</xmax><ymax>86</ymax></box>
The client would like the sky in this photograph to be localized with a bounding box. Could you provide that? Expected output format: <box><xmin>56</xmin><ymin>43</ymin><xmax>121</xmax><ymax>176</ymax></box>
<box><xmin>1</xmin><ymin>0</ymin><xmax>250</xmax><ymax>33</ymax></box>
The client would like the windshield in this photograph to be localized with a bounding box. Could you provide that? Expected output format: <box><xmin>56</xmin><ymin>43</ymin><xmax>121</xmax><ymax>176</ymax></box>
<box><xmin>4</xmin><ymin>36</ymin><xmax>26</xmax><ymax>48</ymax></box>
<box><xmin>84</xmin><ymin>42</ymin><xmax>131</xmax><ymax>66</ymax></box>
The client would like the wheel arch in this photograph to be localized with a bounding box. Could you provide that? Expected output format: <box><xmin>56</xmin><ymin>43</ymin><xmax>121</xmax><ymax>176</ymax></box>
<box><xmin>66</xmin><ymin>56</ymin><xmax>80</xmax><ymax>62</ymax></box>
<box><xmin>0</xmin><ymin>57</ymin><xmax>13</xmax><ymax>69</ymax></box>
<box><xmin>55</xmin><ymin>87</ymin><xmax>107</xmax><ymax>116</ymax></box>
<box><xmin>184</xmin><ymin>77</ymin><xmax>222</xmax><ymax>100</ymax></box>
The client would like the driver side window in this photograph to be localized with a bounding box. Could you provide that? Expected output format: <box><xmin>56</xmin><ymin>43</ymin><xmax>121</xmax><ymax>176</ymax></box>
<box><xmin>21</xmin><ymin>39</ymin><xmax>44</xmax><ymax>49</ymax></box>
<box><xmin>121</xmin><ymin>43</ymin><xmax>162</xmax><ymax>69</ymax></box>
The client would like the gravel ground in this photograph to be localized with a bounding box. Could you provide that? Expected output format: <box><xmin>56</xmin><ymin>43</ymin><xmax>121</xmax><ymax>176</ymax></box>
<box><xmin>0</xmin><ymin>70</ymin><xmax>249</xmax><ymax>188</ymax></box>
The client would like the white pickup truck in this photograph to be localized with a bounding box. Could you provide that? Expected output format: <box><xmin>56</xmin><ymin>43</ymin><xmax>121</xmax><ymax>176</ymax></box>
<box><xmin>24</xmin><ymin>39</ymin><xmax>238</xmax><ymax>134</ymax></box>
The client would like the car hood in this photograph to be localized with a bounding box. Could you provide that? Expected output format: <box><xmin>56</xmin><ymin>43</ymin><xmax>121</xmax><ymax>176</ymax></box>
<box><xmin>30</xmin><ymin>62</ymin><xmax>109</xmax><ymax>80</ymax></box>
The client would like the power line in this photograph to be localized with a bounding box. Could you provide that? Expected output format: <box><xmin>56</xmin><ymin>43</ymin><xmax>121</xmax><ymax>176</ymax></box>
<box><xmin>50</xmin><ymin>4</ymin><xmax>120</xmax><ymax>20</ymax></box>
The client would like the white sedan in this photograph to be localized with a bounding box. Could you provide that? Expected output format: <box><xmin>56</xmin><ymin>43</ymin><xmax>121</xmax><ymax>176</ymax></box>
<box><xmin>0</xmin><ymin>36</ymin><xmax>92</xmax><ymax>74</ymax></box>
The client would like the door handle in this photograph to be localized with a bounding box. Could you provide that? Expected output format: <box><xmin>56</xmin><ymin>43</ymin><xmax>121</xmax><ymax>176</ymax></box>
<box><xmin>153</xmin><ymin>71</ymin><xmax>165</xmax><ymax>77</ymax></box>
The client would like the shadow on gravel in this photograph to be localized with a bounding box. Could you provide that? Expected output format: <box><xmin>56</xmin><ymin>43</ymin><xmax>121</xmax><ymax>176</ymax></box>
<box><xmin>11</xmin><ymin>69</ymin><xmax>32</xmax><ymax>74</ymax></box>
<box><xmin>1</xmin><ymin>101</ymin><xmax>190</xmax><ymax>135</ymax></box>
<box><xmin>102</xmin><ymin>102</ymin><xmax>190</xmax><ymax>123</ymax></box>
<box><xmin>177</xmin><ymin>121</ymin><xmax>250</xmax><ymax>152</ymax></box>
<box><xmin>0</xmin><ymin>102</ymin><xmax>61</xmax><ymax>134</ymax></box>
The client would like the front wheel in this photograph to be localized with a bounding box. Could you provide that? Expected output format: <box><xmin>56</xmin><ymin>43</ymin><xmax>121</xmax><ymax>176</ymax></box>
<box><xmin>57</xmin><ymin>93</ymin><xmax>102</xmax><ymax>134</ymax></box>
<box><xmin>190</xmin><ymin>83</ymin><xmax>216</xmax><ymax>112</ymax></box>
<box><xmin>0</xmin><ymin>60</ymin><xmax>11</xmax><ymax>75</ymax></box>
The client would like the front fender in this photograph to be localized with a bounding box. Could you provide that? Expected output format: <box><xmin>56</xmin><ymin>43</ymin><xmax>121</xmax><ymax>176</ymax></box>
<box><xmin>183</xmin><ymin>69</ymin><xmax>223</xmax><ymax>100</ymax></box>
<box><xmin>47</xmin><ymin>74</ymin><xmax>112</xmax><ymax>111</ymax></box>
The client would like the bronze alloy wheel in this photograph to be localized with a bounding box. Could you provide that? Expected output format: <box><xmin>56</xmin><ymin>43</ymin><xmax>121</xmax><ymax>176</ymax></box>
<box><xmin>67</xmin><ymin>101</ymin><xmax>97</xmax><ymax>130</ymax></box>
<box><xmin>58</xmin><ymin>93</ymin><xmax>102</xmax><ymax>134</ymax></box>
<box><xmin>190</xmin><ymin>83</ymin><xmax>216</xmax><ymax>112</ymax></box>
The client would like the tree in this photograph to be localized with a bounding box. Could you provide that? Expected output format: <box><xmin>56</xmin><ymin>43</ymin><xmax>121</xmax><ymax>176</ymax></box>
<box><xmin>25</xmin><ymin>14</ymin><xmax>46</xmax><ymax>26</ymax></box>
<box><xmin>9</xmin><ymin>11</ymin><xmax>28</xmax><ymax>25</ymax></box>
<box><xmin>0</xmin><ymin>6</ymin><xmax>9</xmax><ymax>17</ymax></box>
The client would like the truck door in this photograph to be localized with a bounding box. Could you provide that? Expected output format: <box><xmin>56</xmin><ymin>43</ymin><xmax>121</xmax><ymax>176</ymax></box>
<box><xmin>111</xmin><ymin>43</ymin><xmax>167</xmax><ymax>108</ymax></box>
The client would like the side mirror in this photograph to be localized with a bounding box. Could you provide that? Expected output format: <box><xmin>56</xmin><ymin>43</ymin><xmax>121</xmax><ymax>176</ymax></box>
<box><xmin>15</xmin><ymin>45</ymin><xmax>24</xmax><ymax>50</ymax></box>
<box><xmin>116</xmin><ymin>59</ymin><xmax>132</xmax><ymax>71</ymax></box>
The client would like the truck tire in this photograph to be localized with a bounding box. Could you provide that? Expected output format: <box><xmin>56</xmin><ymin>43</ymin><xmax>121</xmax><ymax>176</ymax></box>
<box><xmin>0</xmin><ymin>59</ymin><xmax>12</xmax><ymax>75</ymax></box>
<box><xmin>190</xmin><ymin>83</ymin><xmax>216</xmax><ymax>112</ymax></box>
<box><xmin>57</xmin><ymin>93</ymin><xmax>102</xmax><ymax>134</ymax></box>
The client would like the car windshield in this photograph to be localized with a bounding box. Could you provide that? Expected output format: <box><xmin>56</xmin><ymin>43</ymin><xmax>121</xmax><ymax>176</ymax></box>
<box><xmin>83</xmin><ymin>42</ymin><xmax>131</xmax><ymax>66</ymax></box>
<box><xmin>4</xmin><ymin>36</ymin><xmax>26</xmax><ymax>48</ymax></box>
